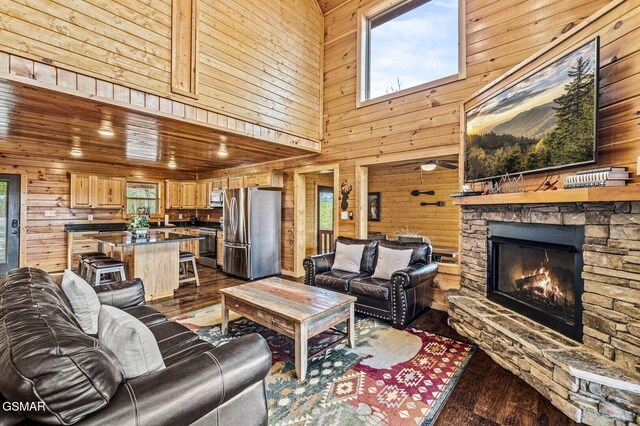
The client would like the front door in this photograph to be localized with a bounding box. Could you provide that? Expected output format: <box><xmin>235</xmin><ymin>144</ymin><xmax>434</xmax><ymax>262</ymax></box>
<box><xmin>0</xmin><ymin>174</ymin><xmax>21</xmax><ymax>274</ymax></box>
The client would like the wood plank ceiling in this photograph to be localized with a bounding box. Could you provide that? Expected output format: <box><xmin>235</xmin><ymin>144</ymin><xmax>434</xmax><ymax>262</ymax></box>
<box><xmin>0</xmin><ymin>77</ymin><xmax>313</xmax><ymax>172</ymax></box>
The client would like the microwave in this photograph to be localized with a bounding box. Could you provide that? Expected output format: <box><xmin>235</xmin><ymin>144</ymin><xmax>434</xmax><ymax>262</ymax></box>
<box><xmin>210</xmin><ymin>190</ymin><xmax>224</xmax><ymax>208</ymax></box>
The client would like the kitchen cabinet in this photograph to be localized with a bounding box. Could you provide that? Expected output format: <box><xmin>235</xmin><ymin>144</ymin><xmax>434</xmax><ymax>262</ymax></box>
<box><xmin>165</xmin><ymin>180</ymin><xmax>198</xmax><ymax>209</ymax></box>
<box><xmin>257</xmin><ymin>172</ymin><xmax>284</xmax><ymax>188</ymax></box>
<box><xmin>166</xmin><ymin>181</ymin><xmax>182</xmax><ymax>209</ymax></box>
<box><xmin>70</xmin><ymin>174</ymin><xmax>125</xmax><ymax>209</ymax></box>
<box><xmin>217</xmin><ymin>229</ymin><xmax>224</xmax><ymax>267</ymax></box>
<box><xmin>66</xmin><ymin>231</ymin><xmax>101</xmax><ymax>270</ymax></box>
<box><xmin>196</xmin><ymin>180</ymin><xmax>211</xmax><ymax>209</ymax></box>
<box><xmin>181</xmin><ymin>182</ymin><xmax>197</xmax><ymax>208</ymax></box>
<box><xmin>211</xmin><ymin>178</ymin><xmax>228</xmax><ymax>190</ymax></box>
<box><xmin>227</xmin><ymin>176</ymin><xmax>244</xmax><ymax>189</ymax></box>
<box><xmin>95</xmin><ymin>177</ymin><xmax>126</xmax><ymax>208</ymax></box>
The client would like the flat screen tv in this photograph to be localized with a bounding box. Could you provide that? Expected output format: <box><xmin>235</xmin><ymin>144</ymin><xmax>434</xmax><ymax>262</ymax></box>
<box><xmin>464</xmin><ymin>37</ymin><xmax>599</xmax><ymax>182</ymax></box>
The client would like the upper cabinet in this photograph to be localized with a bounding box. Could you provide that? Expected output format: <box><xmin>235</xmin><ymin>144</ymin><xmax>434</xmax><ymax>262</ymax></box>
<box><xmin>70</xmin><ymin>174</ymin><xmax>125</xmax><ymax>209</ymax></box>
<box><xmin>95</xmin><ymin>176</ymin><xmax>126</xmax><ymax>208</ymax></box>
<box><xmin>165</xmin><ymin>180</ymin><xmax>198</xmax><ymax>209</ymax></box>
<box><xmin>181</xmin><ymin>182</ymin><xmax>197</xmax><ymax>208</ymax></box>
<box><xmin>211</xmin><ymin>178</ymin><xmax>228</xmax><ymax>190</ymax></box>
<box><xmin>166</xmin><ymin>181</ymin><xmax>183</xmax><ymax>209</ymax></box>
<box><xmin>196</xmin><ymin>180</ymin><xmax>211</xmax><ymax>209</ymax></box>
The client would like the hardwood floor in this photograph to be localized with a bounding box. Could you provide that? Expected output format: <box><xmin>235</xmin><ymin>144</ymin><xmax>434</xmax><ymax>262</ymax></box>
<box><xmin>148</xmin><ymin>264</ymin><xmax>577</xmax><ymax>426</ymax></box>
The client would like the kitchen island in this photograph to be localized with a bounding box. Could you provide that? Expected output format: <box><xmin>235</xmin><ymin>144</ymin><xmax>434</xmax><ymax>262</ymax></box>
<box><xmin>94</xmin><ymin>232</ymin><xmax>204</xmax><ymax>301</ymax></box>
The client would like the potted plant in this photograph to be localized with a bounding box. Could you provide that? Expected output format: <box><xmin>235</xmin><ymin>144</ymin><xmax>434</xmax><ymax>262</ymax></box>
<box><xmin>127</xmin><ymin>209</ymin><xmax>150</xmax><ymax>238</ymax></box>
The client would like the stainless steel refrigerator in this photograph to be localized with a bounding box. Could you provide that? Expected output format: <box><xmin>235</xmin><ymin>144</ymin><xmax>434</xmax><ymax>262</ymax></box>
<box><xmin>223</xmin><ymin>188</ymin><xmax>281</xmax><ymax>279</ymax></box>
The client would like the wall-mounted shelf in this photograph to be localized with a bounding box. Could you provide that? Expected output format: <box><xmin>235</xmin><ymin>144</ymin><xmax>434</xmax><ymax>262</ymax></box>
<box><xmin>451</xmin><ymin>185</ymin><xmax>640</xmax><ymax>206</ymax></box>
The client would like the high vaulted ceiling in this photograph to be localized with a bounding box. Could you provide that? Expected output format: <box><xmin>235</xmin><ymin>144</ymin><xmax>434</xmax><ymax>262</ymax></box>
<box><xmin>0</xmin><ymin>78</ymin><xmax>314</xmax><ymax>172</ymax></box>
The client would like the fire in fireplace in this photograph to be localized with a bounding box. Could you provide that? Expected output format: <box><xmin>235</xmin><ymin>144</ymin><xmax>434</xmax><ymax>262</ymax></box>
<box><xmin>488</xmin><ymin>222</ymin><xmax>584</xmax><ymax>341</ymax></box>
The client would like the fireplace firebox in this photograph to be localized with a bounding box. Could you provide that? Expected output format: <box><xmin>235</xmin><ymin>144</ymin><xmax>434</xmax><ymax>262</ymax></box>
<box><xmin>487</xmin><ymin>222</ymin><xmax>584</xmax><ymax>341</ymax></box>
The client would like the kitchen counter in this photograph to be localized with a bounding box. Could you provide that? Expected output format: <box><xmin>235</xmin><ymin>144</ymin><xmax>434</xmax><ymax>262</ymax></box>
<box><xmin>65</xmin><ymin>221</ymin><xmax>221</xmax><ymax>233</ymax></box>
<box><xmin>93</xmin><ymin>232</ymin><xmax>203</xmax><ymax>247</ymax></box>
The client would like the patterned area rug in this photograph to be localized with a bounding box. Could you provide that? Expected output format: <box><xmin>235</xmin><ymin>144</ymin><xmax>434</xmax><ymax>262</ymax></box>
<box><xmin>182</xmin><ymin>308</ymin><xmax>475</xmax><ymax>426</ymax></box>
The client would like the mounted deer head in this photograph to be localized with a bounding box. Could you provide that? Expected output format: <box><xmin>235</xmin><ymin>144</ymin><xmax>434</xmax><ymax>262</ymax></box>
<box><xmin>340</xmin><ymin>180</ymin><xmax>352</xmax><ymax>211</ymax></box>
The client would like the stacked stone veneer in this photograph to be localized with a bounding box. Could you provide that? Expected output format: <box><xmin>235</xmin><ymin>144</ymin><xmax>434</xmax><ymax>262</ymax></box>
<box><xmin>447</xmin><ymin>202</ymin><xmax>640</xmax><ymax>425</ymax></box>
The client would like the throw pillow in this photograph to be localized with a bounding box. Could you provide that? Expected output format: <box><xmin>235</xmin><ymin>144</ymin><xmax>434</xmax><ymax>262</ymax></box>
<box><xmin>61</xmin><ymin>269</ymin><xmax>101</xmax><ymax>335</ymax></box>
<box><xmin>332</xmin><ymin>241</ymin><xmax>365</xmax><ymax>273</ymax></box>
<box><xmin>372</xmin><ymin>246</ymin><xmax>413</xmax><ymax>280</ymax></box>
<box><xmin>98</xmin><ymin>305</ymin><xmax>165</xmax><ymax>379</ymax></box>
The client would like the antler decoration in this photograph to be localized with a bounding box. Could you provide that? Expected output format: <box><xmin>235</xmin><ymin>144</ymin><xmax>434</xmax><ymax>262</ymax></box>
<box><xmin>340</xmin><ymin>180</ymin><xmax>352</xmax><ymax>211</ymax></box>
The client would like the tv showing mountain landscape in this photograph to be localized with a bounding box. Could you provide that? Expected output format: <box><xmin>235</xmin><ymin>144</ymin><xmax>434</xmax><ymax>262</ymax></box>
<box><xmin>464</xmin><ymin>38</ymin><xmax>599</xmax><ymax>182</ymax></box>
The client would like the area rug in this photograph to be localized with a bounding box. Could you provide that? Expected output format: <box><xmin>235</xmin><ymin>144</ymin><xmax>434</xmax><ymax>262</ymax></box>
<box><xmin>184</xmin><ymin>308</ymin><xmax>476</xmax><ymax>426</ymax></box>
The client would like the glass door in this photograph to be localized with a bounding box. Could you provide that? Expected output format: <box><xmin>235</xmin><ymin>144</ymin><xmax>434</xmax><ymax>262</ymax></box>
<box><xmin>317</xmin><ymin>186</ymin><xmax>334</xmax><ymax>254</ymax></box>
<box><xmin>0</xmin><ymin>174</ymin><xmax>21</xmax><ymax>274</ymax></box>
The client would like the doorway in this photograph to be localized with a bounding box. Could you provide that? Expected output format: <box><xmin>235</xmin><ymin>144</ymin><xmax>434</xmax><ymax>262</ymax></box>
<box><xmin>0</xmin><ymin>174</ymin><xmax>21</xmax><ymax>274</ymax></box>
<box><xmin>317</xmin><ymin>185</ymin><xmax>334</xmax><ymax>254</ymax></box>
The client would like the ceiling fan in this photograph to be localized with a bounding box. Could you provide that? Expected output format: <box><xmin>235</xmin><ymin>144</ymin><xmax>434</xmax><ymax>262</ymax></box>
<box><xmin>393</xmin><ymin>159</ymin><xmax>458</xmax><ymax>171</ymax></box>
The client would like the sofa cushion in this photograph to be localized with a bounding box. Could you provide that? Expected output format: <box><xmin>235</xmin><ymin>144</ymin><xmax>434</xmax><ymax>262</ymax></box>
<box><xmin>98</xmin><ymin>305</ymin><xmax>165</xmax><ymax>379</ymax></box>
<box><xmin>316</xmin><ymin>270</ymin><xmax>368</xmax><ymax>293</ymax></box>
<box><xmin>380</xmin><ymin>239</ymin><xmax>431</xmax><ymax>264</ymax></box>
<box><xmin>372</xmin><ymin>245</ymin><xmax>413</xmax><ymax>280</ymax></box>
<box><xmin>350</xmin><ymin>276</ymin><xmax>391</xmax><ymax>301</ymax></box>
<box><xmin>0</xmin><ymin>267</ymin><xmax>123</xmax><ymax>425</ymax></box>
<box><xmin>332</xmin><ymin>241</ymin><xmax>365</xmax><ymax>273</ymax></box>
<box><xmin>61</xmin><ymin>269</ymin><xmax>102</xmax><ymax>334</ymax></box>
<box><xmin>336</xmin><ymin>236</ymin><xmax>379</xmax><ymax>273</ymax></box>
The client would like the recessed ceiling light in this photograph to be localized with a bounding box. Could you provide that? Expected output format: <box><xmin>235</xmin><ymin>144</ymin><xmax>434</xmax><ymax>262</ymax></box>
<box><xmin>98</xmin><ymin>120</ymin><xmax>114</xmax><ymax>137</ymax></box>
<box><xmin>420</xmin><ymin>163</ymin><xmax>437</xmax><ymax>172</ymax></box>
<box><xmin>217</xmin><ymin>143</ymin><xmax>228</xmax><ymax>158</ymax></box>
<box><xmin>70</xmin><ymin>147</ymin><xmax>83</xmax><ymax>157</ymax></box>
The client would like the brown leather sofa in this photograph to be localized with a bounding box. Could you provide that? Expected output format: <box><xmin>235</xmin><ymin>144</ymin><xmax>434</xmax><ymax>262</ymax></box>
<box><xmin>0</xmin><ymin>268</ymin><xmax>271</xmax><ymax>426</ymax></box>
<box><xmin>303</xmin><ymin>237</ymin><xmax>438</xmax><ymax>329</ymax></box>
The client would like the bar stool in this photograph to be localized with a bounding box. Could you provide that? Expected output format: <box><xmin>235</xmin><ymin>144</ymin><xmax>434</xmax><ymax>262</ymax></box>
<box><xmin>87</xmin><ymin>258</ymin><xmax>127</xmax><ymax>286</ymax></box>
<box><xmin>77</xmin><ymin>252</ymin><xmax>108</xmax><ymax>279</ymax></box>
<box><xmin>179</xmin><ymin>251</ymin><xmax>200</xmax><ymax>288</ymax></box>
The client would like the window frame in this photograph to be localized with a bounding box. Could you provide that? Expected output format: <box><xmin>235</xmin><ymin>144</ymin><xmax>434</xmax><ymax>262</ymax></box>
<box><xmin>356</xmin><ymin>0</ymin><xmax>466</xmax><ymax>108</ymax></box>
<box><xmin>124</xmin><ymin>180</ymin><xmax>164</xmax><ymax>219</ymax></box>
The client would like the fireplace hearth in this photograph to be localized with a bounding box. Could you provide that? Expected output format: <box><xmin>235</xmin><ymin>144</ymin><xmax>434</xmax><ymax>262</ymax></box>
<box><xmin>487</xmin><ymin>222</ymin><xmax>584</xmax><ymax>341</ymax></box>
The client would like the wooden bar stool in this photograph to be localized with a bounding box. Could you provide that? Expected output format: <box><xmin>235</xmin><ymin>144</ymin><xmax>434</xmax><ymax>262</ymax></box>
<box><xmin>78</xmin><ymin>252</ymin><xmax>108</xmax><ymax>280</ymax></box>
<box><xmin>179</xmin><ymin>251</ymin><xmax>200</xmax><ymax>288</ymax></box>
<box><xmin>87</xmin><ymin>258</ymin><xmax>127</xmax><ymax>286</ymax></box>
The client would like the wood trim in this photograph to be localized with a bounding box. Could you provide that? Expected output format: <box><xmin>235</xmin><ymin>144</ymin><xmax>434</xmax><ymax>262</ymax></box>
<box><xmin>171</xmin><ymin>0</ymin><xmax>199</xmax><ymax>99</ymax></box>
<box><xmin>355</xmin><ymin>0</ymin><xmax>466</xmax><ymax>108</ymax></box>
<box><xmin>452</xmin><ymin>185</ymin><xmax>640</xmax><ymax>206</ymax></box>
<box><xmin>0</xmin><ymin>51</ymin><xmax>321</xmax><ymax>153</ymax></box>
<box><xmin>293</xmin><ymin>163</ymin><xmax>340</xmax><ymax>277</ymax></box>
<box><xmin>355</xmin><ymin>165</ymin><xmax>368</xmax><ymax>239</ymax></box>
<box><xmin>19</xmin><ymin>173</ymin><xmax>27</xmax><ymax>267</ymax></box>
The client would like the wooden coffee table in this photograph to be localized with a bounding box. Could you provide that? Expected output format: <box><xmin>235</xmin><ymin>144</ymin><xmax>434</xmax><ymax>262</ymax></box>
<box><xmin>220</xmin><ymin>277</ymin><xmax>357</xmax><ymax>381</ymax></box>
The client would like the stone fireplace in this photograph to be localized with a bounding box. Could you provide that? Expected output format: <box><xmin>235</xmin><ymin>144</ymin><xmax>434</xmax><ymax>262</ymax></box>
<box><xmin>487</xmin><ymin>222</ymin><xmax>584</xmax><ymax>340</ymax></box>
<box><xmin>447</xmin><ymin>202</ymin><xmax>640</xmax><ymax>425</ymax></box>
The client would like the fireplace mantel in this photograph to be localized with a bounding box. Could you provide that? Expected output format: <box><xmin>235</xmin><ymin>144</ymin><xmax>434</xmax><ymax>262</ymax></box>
<box><xmin>452</xmin><ymin>185</ymin><xmax>640</xmax><ymax>206</ymax></box>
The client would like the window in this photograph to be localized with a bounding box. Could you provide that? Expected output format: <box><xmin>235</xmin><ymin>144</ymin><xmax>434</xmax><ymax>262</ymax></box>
<box><xmin>126</xmin><ymin>182</ymin><xmax>159</xmax><ymax>215</ymax></box>
<box><xmin>359</xmin><ymin>0</ymin><xmax>462</xmax><ymax>103</ymax></box>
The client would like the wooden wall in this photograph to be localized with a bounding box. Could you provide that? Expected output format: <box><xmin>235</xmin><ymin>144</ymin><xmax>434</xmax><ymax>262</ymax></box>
<box><xmin>464</xmin><ymin>0</ymin><xmax>640</xmax><ymax>188</ymax></box>
<box><xmin>0</xmin><ymin>0</ymin><xmax>323</xmax><ymax>140</ymax></box>
<box><xmin>310</xmin><ymin>0</ymin><xmax>612</xmax><ymax>244</ymax></box>
<box><xmin>0</xmin><ymin>155</ymin><xmax>195</xmax><ymax>272</ymax></box>
<box><xmin>367</xmin><ymin>166</ymin><xmax>459</xmax><ymax>249</ymax></box>
<box><xmin>305</xmin><ymin>172</ymin><xmax>334</xmax><ymax>256</ymax></box>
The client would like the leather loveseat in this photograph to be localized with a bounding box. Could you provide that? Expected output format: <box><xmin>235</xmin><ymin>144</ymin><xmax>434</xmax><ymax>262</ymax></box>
<box><xmin>303</xmin><ymin>237</ymin><xmax>438</xmax><ymax>329</ymax></box>
<box><xmin>0</xmin><ymin>267</ymin><xmax>271</xmax><ymax>426</ymax></box>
